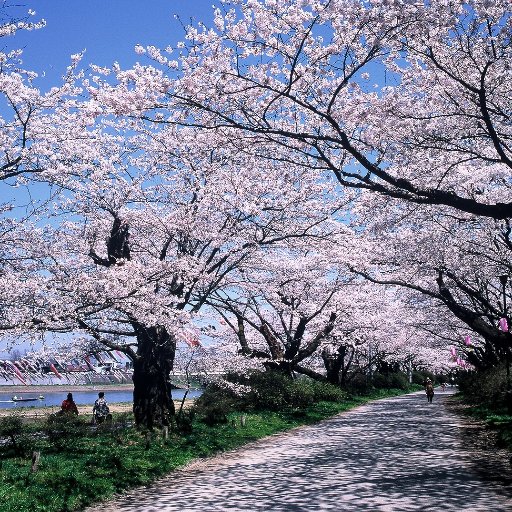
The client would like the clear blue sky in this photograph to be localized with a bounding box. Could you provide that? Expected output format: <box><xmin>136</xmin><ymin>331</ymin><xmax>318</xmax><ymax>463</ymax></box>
<box><xmin>5</xmin><ymin>0</ymin><xmax>218</xmax><ymax>86</ymax></box>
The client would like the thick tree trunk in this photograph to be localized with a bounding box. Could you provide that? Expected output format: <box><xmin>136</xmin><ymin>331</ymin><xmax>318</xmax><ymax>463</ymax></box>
<box><xmin>322</xmin><ymin>348</ymin><xmax>344</xmax><ymax>386</ymax></box>
<box><xmin>322</xmin><ymin>344</ymin><xmax>357</xmax><ymax>387</ymax></box>
<box><xmin>263</xmin><ymin>359</ymin><xmax>294</xmax><ymax>377</ymax></box>
<box><xmin>132</xmin><ymin>324</ymin><xmax>176</xmax><ymax>430</ymax></box>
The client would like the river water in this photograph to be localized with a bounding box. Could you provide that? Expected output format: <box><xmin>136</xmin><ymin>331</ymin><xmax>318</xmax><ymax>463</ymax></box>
<box><xmin>0</xmin><ymin>388</ymin><xmax>202</xmax><ymax>410</ymax></box>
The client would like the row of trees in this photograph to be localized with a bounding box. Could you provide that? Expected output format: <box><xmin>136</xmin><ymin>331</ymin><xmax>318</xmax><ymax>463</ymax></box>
<box><xmin>0</xmin><ymin>0</ymin><xmax>511</xmax><ymax>428</ymax></box>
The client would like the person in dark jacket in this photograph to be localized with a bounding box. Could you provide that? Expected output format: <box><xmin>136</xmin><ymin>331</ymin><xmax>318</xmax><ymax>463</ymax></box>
<box><xmin>425</xmin><ymin>378</ymin><xmax>434</xmax><ymax>403</ymax></box>
<box><xmin>60</xmin><ymin>392</ymin><xmax>79</xmax><ymax>415</ymax></box>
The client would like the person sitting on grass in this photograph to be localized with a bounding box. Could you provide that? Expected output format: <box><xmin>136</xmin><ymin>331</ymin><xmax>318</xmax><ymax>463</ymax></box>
<box><xmin>92</xmin><ymin>391</ymin><xmax>111</xmax><ymax>424</ymax></box>
<box><xmin>60</xmin><ymin>392</ymin><xmax>79</xmax><ymax>415</ymax></box>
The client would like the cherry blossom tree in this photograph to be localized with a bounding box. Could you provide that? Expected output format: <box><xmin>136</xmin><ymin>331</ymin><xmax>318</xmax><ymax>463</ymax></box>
<box><xmin>130</xmin><ymin>0</ymin><xmax>512</xmax><ymax>220</ymax></box>
<box><xmin>206</xmin><ymin>237</ymin><xmax>441</xmax><ymax>387</ymax></box>
<box><xmin>4</xmin><ymin>115</ymin><xmax>338</xmax><ymax>428</ymax></box>
<box><xmin>81</xmin><ymin>0</ymin><xmax>512</xmax><ymax>377</ymax></box>
<box><xmin>0</xmin><ymin>5</ymin><xmax>86</xmax><ymax>341</ymax></box>
<box><xmin>347</xmin><ymin>192</ymin><xmax>512</xmax><ymax>374</ymax></box>
<box><xmin>208</xmin><ymin>248</ymin><xmax>346</xmax><ymax>378</ymax></box>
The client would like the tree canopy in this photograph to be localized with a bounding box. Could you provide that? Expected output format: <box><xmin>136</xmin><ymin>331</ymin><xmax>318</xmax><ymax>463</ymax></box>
<box><xmin>1</xmin><ymin>0</ymin><xmax>512</xmax><ymax>428</ymax></box>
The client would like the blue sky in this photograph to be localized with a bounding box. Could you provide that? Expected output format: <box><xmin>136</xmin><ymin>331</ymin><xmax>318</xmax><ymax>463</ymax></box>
<box><xmin>6</xmin><ymin>0</ymin><xmax>218</xmax><ymax>86</ymax></box>
<box><xmin>2</xmin><ymin>1</ymin><xmax>222</xmax><ymax>227</ymax></box>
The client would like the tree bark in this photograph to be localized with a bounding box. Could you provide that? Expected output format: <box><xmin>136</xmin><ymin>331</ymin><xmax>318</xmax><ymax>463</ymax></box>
<box><xmin>132</xmin><ymin>324</ymin><xmax>176</xmax><ymax>430</ymax></box>
<box><xmin>322</xmin><ymin>346</ymin><xmax>345</xmax><ymax>386</ymax></box>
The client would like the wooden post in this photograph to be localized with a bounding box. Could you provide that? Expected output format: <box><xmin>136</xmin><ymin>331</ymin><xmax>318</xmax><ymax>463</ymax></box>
<box><xmin>31</xmin><ymin>451</ymin><xmax>40</xmax><ymax>472</ymax></box>
<box><xmin>240</xmin><ymin>415</ymin><xmax>246</xmax><ymax>427</ymax></box>
<box><xmin>162</xmin><ymin>425</ymin><xmax>169</xmax><ymax>440</ymax></box>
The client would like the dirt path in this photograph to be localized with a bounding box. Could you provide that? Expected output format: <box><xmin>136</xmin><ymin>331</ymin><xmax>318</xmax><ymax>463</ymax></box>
<box><xmin>86</xmin><ymin>389</ymin><xmax>512</xmax><ymax>512</ymax></box>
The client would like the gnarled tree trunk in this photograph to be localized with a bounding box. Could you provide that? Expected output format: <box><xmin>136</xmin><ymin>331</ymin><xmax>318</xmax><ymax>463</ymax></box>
<box><xmin>132</xmin><ymin>324</ymin><xmax>176</xmax><ymax>430</ymax></box>
<box><xmin>322</xmin><ymin>348</ymin><xmax>344</xmax><ymax>386</ymax></box>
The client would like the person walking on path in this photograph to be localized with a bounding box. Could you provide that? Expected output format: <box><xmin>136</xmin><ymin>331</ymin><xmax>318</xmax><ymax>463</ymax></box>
<box><xmin>92</xmin><ymin>391</ymin><xmax>111</xmax><ymax>424</ymax></box>
<box><xmin>60</xmin><ymin>392</ymin><xmax>79</xmax><ymax>415</ymax></box>
<box><xmin>425</xmin><ymin>378</ymin><xmax>435</xmax><ymax>403</ymax></box>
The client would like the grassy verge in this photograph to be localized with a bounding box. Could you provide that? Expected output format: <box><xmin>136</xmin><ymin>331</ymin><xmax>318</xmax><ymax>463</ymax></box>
<box><xmin>455</xmin><ymin>366</ymin><xmax>512</xmax><ymax>449</ymax></box>
<box><xmin>454</xmin><ymin>394</ymin><xmax>512</xmax><ymax>450</ymax></box>
<box><xmin>0</xmin><ymin>387</ymin><xmax>415</xmax><ymax>512</ymax></box>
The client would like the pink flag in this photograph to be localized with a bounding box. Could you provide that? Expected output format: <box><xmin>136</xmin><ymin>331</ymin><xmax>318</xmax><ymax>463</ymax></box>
<box><xmin>49</xmin><ymin>363</ymin><xmax>63</xmax><ymax>379</ymax></box>
<box><xmin>499</xmin><ymin>317</ymin><xmax>509</xmax><ymax>332</ymax></box>
<box><xmin>5</xmin><ymin>361</ymin><xmax>27</xmax><ymax>385</ymax></box>
<box><xmin>464</xmin><ymin>335</ymin><xmax>471</xmax><ymax>346</ymax></box>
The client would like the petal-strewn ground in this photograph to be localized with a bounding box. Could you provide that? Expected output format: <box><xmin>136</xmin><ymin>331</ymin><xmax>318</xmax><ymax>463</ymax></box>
<box><xmin>86</xmin><ymin>389</ymin><xmax>512</xmax><ymax>511</ymax></box>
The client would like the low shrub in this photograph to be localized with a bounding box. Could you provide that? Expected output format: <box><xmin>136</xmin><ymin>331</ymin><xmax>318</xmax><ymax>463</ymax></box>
<box><xmin>297</xmin><ymin>379</ymin><xmax>347</xmax><ymax>402</ymax></box>
<box><xmin>411</xmin><ymin>370</ymin><xmax>435</xmax><ymax>386</ymax></box>
<box><xmin>371</xmin><ymin>372</ymin><xmax>388</xmax><ymax>389</ymax></box>
<box><xmin>457</xmin><ymin>366</ymin><xmax>508</xmax><ymax>410</ymax></box>
<box><xmin>372</xmin><ymin>371</ymin><xmax>410</xmax><ymax>390</ymax></box>
<box><xmin>175</xmin><ymin>409</ymin><xmax>195</xmax><ymax>433</ymax></box>
<box><xmin>113</xmin><ymin>412</ymin><xmax>133</xmax><ymax>429</ymax></box>
<box><xmin>243</xmin><ymin>370</ymin><xmax>300</xmax><ymax>410</ymax></box>
<box><xmin>345</xmin><ymin>373</ymin><xmax>372</xmax><ymax>395</ymax></box>
<box><xmin>240</xmin><ymin>371</ymin><xmax>327</xmax><ymax>411</ymax></box>
<box><xmin>0</xmin><ymin>412</ymin><xmax>33</xmax><ymax>456</ymax></box>
<box><xmin>192</xmin><ymin>393</ymin><xmax>232</xmax><ymax>426</ymax></box>
<box><xmin>197</xmin><ymin>371</ymin><xmax>348</xmax><ymax>415</ymax></box>
<box><xmin>44</xmin><ymin>413</ymin><xmax>89</xmax><ymax>451</ymax></box>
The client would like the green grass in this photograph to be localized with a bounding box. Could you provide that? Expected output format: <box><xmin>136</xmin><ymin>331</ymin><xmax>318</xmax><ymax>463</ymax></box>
<box><xmin>452</xmin><ymin>391</ymin><xmax>512</xmax><ymax>450</ymax></box>
<box><xmin>461</xmin><ymin>404</ymin><xmax>512</xmax><ymax>450</ymax></box>
<box><xmin>0</xmin><ymin>387</ymin><xmax>414</xmax><ymax>512</ymax></box>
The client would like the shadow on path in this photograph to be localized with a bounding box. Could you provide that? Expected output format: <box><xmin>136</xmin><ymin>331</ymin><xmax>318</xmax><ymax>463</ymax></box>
<box><xmin>87</xmin><ymin>389</ymin><xmax>512</xmax><ymax>511</ymax></box>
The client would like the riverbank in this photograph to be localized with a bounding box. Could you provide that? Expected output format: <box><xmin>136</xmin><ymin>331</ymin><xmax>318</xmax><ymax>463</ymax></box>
<box><xmin>0</xmin><ymin>384</ymin><xmax>199</xmax><ymax>418</ymax></box>
<box><xmin>0</xmin><ymin>400</ymin><xmax>194</xmax><ymax>419</ymax></box>
<box><xmin>0</xmin><ymin>402</ymin><xmax>134</xmax><ymax>418</ymax></box>
<box><xmin>0</xmin><ymin>383</ymin><xmax>134</xmax><ymax>394</ymax></box>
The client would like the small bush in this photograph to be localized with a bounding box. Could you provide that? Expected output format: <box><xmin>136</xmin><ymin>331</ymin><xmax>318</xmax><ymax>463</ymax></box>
<box><xmin>243</xmin><ymin>370</ymin><xmax>297</xmax><ymax>410</ymax></box>
<box><xmin>345</xmin><ymin>373</ymin><xmax>372</xmax><ymax>395</ymax></box>
<box><xmin>411</xmin><ymin>370</ymin><xmax>435</xmax><ymax>386</ymax></box>
<box><xmin>193</xmin><ymin>400</ymin><xmax>231</xmax><ymax>426</ymax></box>
<box><xmin>175</xmin><ymin>409</ymin><xmax>195</xmax><ymax>433</ymax></box>
<box><xmin>458</xmin><ymin>366</ymin><xmax>508</xmax><ymax>410</ymax></box>
<box><xmin>113</xmin><ymin>412</ymin><xmax>133</xmax><ymax>429</ymax></box>
<box><xmin>45</xmin><ymin>413</ymin><xmax>89</xmax><ymax>450</ymax></box>
<box><xmin>242</xmin><ymin>371</ymin><xmax>321</xmax><ymax>410</ymax></box>
<box><xmin>199</xmin><ymin>371</ymin><xmax>347</xmax><ymax>414</ymax></box>
<box><xmin>371</xmin><ymin>372</ymin><xmax>388</xmax><ymax>389</ymax></box>
<box><xmin>373</xmin><ymin>371</ymin><xmax>409</xmax><ymax>390</ymax></box>
<box><xmin>0</xmin><ymin>412</ymin><xmax>33</xmax><ymax>456</ymax></box>
<box><xmin>298</xmin><ymin>379</ymin><xmax>347</xmax><ymax>402</ymax></box>
<box><xmin>0</xmin><ymin>413</ymin><xmax>23</xmax><ymax>445</ymax></box>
